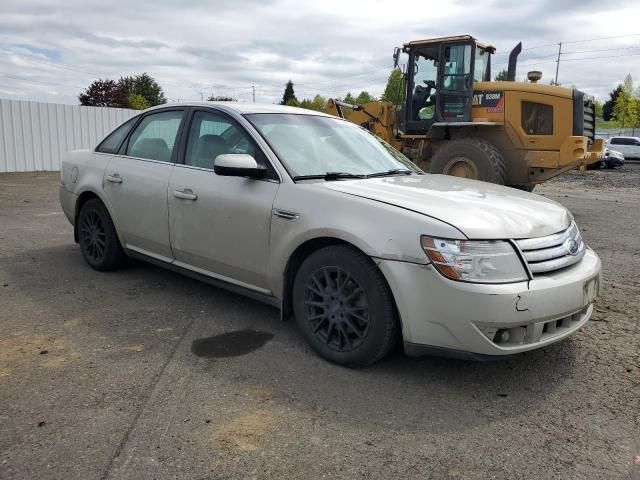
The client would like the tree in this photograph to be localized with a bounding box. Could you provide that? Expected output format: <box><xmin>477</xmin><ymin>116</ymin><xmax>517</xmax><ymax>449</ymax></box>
<box><xmin>494</xmin><ymin>69</ymin><xmax>508</xmax><ymax>81</ymax></box>
<box><xmin>612</xmin><ymin>75</ymin><xmax>638</xmax><ymax>129</ymax></box>
<box><xmin>355</xmin><ymin>91</ymin><xmax>375</xmax><ymax>104</ymax></box>
<box><xmin>310</xmin><ymin>94</ymin><xmax>327</xmax><ymax>111</ymax></box>
<box><xmin>343</xmin><ymin>92</ymin><xmax>356</xmax><ymax>104</ymax></box>
<box><xmin>382</xmin><ymin>68</ymin><xmax>405</xmax><ymax>105</ymax></box>
<box><xmin>298</xmin><ymin>95</ymin><xmax>327</xmax><ymax>112</ymax></box>
<box><xmin>594</xmin><ymin>99</ymin><xmax>603</xmax><ymax>119</ymax></box>
<box><xmin>78</xmin><ymin>79</ymin><xmax>128</xmax><ymax>107</ymax></box>
<box><xmin>127</xmin><ymin>93</ymin><xmax>148</xmax><ymax>110</ymax></box>
<box><xmin>119</xmin><ymin>73</ymin><xmax>166</xmax><ymax>107</ymax></box>
<box><xmin>603</xmin><ymin>85</ymin><xmax>623</xmax><ymax>121</ymax></box>
<box><xmin>207</xmin><ymin>95</ymin><xmax>235</xmax><ymax>101</ymax></box>
<box><xmin>281</xmin><ymin>80</ymin><xmax>297</xmax><ymax>105</ymax></box>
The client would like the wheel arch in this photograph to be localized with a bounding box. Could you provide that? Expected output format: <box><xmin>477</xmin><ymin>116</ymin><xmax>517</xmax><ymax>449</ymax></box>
<box><xmin>74</xmin><ymin>189</ymin><xmax>120</xmax><ymax>244</ymax></box>
<box><xmin>280</xmin><ymin>237</ymin><xmax>403</xmax><ymax>337</ymax></box>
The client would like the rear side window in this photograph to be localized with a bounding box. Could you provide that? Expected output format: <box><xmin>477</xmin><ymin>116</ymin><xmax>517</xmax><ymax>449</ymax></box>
<box><xmin>610</xmin><ymin>138</ymin><xmax>623</xmax><ymax>145</ymax></box>
<box><xmin>522</xmin><ymin>101</ymin><xmax>553</xmax><ymax>135</ymax></box>
<box><xmin>96</xmin><ymin>117</ymin><xmax>138</xmax><ymax>154</ymax></box>
<box><xmin>126</xmin><ymin>110</ymin><xmax>184</xmax><ymax>162</ymax></box>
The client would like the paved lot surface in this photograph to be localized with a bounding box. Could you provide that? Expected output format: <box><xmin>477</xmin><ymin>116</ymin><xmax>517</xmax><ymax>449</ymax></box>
<box><xmin>1</xmin><ymin>167</ymin><xmax>639</xmax><ymax>480</ymax></box>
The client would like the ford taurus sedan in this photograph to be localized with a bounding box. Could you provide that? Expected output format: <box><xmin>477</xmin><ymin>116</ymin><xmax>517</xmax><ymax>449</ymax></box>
<box><xmin>59</xmin><ymin>103</ymin><xmax>601</xmax><ymax>367</ymax></box>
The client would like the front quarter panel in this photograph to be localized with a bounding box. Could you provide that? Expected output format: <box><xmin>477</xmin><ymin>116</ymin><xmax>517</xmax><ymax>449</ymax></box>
<box><xmin>268</xmin><ymin>182</ymin><xmax>465</xmax><ymax>298</ymax></box>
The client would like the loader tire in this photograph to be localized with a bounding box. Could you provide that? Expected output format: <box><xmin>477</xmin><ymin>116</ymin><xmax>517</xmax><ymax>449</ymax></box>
<box><xmin>429</xmin><ymin>138</ymin><xmax>507</xmax><ymax>185</ymax></box>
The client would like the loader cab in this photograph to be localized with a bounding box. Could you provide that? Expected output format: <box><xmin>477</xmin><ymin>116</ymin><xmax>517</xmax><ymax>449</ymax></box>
<box><xmin>400</xmin><ymin>35</ymin><xmax>494</xmax><ymax>135</ymax></box>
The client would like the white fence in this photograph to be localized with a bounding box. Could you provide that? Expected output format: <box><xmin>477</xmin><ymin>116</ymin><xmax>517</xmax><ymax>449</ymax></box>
<box><xmin>0</xmin><ymin>99</ymin><xmax>137</xmax><ymax>173</ymax></box>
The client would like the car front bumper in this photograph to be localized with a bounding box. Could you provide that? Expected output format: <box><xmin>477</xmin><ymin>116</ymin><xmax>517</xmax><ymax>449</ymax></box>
<box><xmin>377</xmin><ymin>248</ymin><xmax>601</xmax><ymax>357</ymax></box>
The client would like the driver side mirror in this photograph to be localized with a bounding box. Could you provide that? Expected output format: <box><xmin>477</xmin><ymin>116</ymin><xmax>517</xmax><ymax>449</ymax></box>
<box><xmin>213</xmin><ymin>154</ymin><xmax>267</xmax><ymax>178</ymax></box>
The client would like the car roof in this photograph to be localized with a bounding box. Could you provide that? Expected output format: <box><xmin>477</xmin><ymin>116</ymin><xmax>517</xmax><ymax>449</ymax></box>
<box><xmin>611</xmin><ymin>136</ymin><xmax>640</xmax><ymax>139</ymax></box>
<box><xmin>144</xmin><ymin>102</ymin><xmax>333</xmax><ymax>117</ymax></box>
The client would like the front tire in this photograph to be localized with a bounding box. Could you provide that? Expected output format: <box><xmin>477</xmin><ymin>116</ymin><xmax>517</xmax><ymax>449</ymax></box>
<box><xmin>586</xmin><ymin>161</ymin><xmax>603</xmax><ymax>170</ymax></box>
<box><xmin>77</xmin><ymin>198</ymin><xmax>127</xmax><ymax>271</ymax></box>
<box><xmin>430</xmin><ymin>138</ymin><xmax>507</xmax><ymax>184</ymax></box>
<box><xmin>292</xmin><ymin>245</ymin><xmax>399</xmax><ymax>367</ymax></box>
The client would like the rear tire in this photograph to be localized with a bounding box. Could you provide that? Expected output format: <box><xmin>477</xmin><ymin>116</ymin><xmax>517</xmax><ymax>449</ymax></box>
<box><xmin>430</xmin><ymin>138</ymin><xmax>507</xmax><ymax>184</ymax></box>
<box><xmin>292</xmin><ymin>245</ymin><xmax>398</xmax><ymax>367</ymax></box>
<box><xmin>77</xmin><ymin>198</ymin><xmax>127</xmax><ymax>271</ymax></box>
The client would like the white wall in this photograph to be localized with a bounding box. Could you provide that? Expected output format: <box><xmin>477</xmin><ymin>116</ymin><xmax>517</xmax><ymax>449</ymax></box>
<box><xmin>0</xmin><ymin>99</ymin><xmax>137</xmax><ymax>173</ymax></box>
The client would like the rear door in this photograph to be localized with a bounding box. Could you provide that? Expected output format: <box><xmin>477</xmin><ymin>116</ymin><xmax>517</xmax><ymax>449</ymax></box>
<box><xmin>168</xmin><ymin>108</ymin><xmax>279</xmax><ymax>291</ymax></box>
<box><xmin>437</xmin><ymin>42</ymin><xmax>474</xmax><ymax>122</ymax></box>
<box><xmin>102</xmin><ymin>108</ymin><xmax>186</xmax><ymax>261</ymax></box>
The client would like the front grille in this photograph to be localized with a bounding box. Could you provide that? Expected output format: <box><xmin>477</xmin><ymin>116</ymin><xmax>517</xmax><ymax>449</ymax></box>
<box><xmin>573</xmin><ymin>90</ymin><xmax>595</xmax><ymax>141</ymax></box>
<box><xmin>515</xmin><ymin>221</ymin><xmax>585</xmax><ymax>274</ymax></box>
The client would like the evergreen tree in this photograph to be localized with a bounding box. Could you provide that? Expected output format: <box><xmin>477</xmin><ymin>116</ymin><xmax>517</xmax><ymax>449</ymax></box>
<box><xmin>281</xmin><ymin>80</ymin><xmax>298</xmax><ymax>105</ymax></box>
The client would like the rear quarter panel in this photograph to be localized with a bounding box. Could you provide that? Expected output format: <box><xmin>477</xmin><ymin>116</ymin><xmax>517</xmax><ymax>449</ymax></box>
<box><xmin>59</xmin><ymin>149</ymin><xmax>113</xmax><ymax>229</ymax></box>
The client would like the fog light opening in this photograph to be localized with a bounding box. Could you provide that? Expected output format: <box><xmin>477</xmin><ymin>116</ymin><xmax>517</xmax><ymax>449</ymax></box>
<box><xmin>495</xmin><ymin>329</ymin><xmax>510</xmax><ymax>344</ymax></box>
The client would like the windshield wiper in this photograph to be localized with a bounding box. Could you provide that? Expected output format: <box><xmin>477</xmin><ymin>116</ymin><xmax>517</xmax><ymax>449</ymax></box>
<box><xmin>367</xmin><ymin>169</ymin><xmax>414</xmax><ymax>178</ymax></box>
<box><xmin>293</xmin><ymin>172</ymin><xmax>368</xmax><ymax>181</ymax></box>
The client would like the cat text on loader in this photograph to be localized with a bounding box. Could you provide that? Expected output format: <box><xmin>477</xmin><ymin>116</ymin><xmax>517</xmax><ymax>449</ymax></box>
<box><xmin>325</xmin><ymin>35</ymin><xmax>604</xmax><ymax>189</ymax></box>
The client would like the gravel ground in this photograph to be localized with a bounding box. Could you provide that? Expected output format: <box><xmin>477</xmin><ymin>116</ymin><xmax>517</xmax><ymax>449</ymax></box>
<box><xmin>0</xmin><ymin>168</ymin><xmax>639</xmax><ymax>480</ymax></box>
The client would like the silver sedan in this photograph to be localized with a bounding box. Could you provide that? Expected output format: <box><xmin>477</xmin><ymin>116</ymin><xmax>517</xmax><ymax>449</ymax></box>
<box><xmin>59</xmin><ymin>103</ymin><xmax>601</xmax><ymax>366</ymax></box>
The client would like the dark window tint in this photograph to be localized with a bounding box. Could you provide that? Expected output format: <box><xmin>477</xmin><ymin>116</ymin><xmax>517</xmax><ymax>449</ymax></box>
<box><xmin>126</xmin><ymin>110</ymin><xmax>184</xmax><ymax>162</ymax></box>
<box><xmin>611</xmin><ymin>137</ymin><xmax>639</xmax><ymax>145</ymax></box>
<box><xmin>522</xmin><ymin>101</ymin><xmax>553</xmax><ymax>135</ymax></box>
<box><xmin>96</xmin><ymin>117</ymin><xmax>138</xmax><ymax>154</ymax></box>
<box><xmin>185</xmin><ymin>111</ymin><xmax>258</xmax><ymax>170</ymax></box>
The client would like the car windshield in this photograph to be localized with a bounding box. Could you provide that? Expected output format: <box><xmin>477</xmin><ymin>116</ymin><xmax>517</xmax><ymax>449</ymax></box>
<box><xmin>245</xmin><ymin>113</ymin><xmax>420</xmax><ymax>178</ymax></box>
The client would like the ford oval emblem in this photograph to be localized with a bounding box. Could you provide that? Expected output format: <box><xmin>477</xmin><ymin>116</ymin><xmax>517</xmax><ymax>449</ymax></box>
<box><xmin>565</xmin><ymin>238</ymin><xmax>579</xmax><ymax>256</ymax></box>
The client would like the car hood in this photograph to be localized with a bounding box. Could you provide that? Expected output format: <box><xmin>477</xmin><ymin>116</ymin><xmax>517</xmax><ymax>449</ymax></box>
<box><xmin>318</xmin><ymin>174</ymin><xmax>571</xmax><ymax>239</ymax></box>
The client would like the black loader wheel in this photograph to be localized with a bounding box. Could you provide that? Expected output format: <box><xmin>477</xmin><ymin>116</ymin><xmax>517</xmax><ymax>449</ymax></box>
<box><xmin>430</xmin><ymin>138</ymin><xmax>507</xmax><ymax>184</ymax></box>
<box><xmin>77</xmin><ymin>198</ymin><xmax>127</xmax><ymax>271</ymax></box>
<box><xmin>292</xmin><ymin>245</ymin><xmax>399</xmax><ymax>368</ymax></box>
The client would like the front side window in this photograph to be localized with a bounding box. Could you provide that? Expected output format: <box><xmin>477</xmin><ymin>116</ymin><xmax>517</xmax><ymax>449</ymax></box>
<box><xmin>522</xmin><ymin>101</ymin><xmax>553</xmax><ymax>135</ymax></box>
<box><xmin>126</xmin><ymin>110</ymin><xmax>184</xmax><ymax>162</ymax></box>
<box><xmin>184</xmin><ymin>111</ymin><xmax>258</xmax><ymax>170</ymax></box>
<box><xmin>246</xmin><ymin>114</ymin><xmax>420</xmax><ymax>178</ymax></box>
<box><xmin>412</xmin><ymin>51</ymin><xmax>438</xmax><ymax>120</ymax></box>
<box><xmin>442</xmin><ymin>44</ymin><xmax>471</xmax><ymax>91</ymax></box>
<box><xmin>96</xmin><ymin>116</ymin><xmax>138</xmax><ymax>154</ymax></box>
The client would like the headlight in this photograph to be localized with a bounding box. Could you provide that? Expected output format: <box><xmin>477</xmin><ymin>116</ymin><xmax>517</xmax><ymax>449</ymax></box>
<box><xmin>420</xmin><ymin>236</ymin><xmax>528</xmax><ymax>283</ymax></box>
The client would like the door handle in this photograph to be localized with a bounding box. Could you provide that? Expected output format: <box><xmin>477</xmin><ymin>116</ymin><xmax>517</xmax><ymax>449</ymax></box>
<box><xmin>106</xmin><ymin>173</ymin><xmax>122</xmax><ymax>183</ymax></box>
<box><xmin>173</xmin><ymin>189</ymin><xmax>197</xmax><ymax>201</ymax></box>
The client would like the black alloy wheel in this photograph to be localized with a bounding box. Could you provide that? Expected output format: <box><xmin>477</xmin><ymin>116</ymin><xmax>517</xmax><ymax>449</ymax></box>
<box><xmin>292</xmin><ymin>245</ymin><xmax>398</xmax><ymax>367</ymax></box>
<box><xmin>303</xmin><ymin>266</ymin><xmax>370</xmax><ymax>352</ymax></box>
<box><xmin>77</xmin><ymin>198</ymin><xmax>127</xmax><ymax>271</ymax></box>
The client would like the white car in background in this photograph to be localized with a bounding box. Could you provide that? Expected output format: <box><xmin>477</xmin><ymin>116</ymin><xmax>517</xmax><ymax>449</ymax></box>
<box><xmin>608</xmin><ymin>136</ymin><xmax>640</xmax><ymax>159</ymax></box>
<box><xmin>59</xmin><ymin>103</ymin><xmax>601</xmax><ymax>367</ymax></box>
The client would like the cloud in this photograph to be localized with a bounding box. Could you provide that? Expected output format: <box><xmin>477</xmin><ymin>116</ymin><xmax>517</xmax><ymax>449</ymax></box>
<box><xmin>0</xmin><ymin>0</ymin><xmax>638</xmax><ymax>104</ymax></box>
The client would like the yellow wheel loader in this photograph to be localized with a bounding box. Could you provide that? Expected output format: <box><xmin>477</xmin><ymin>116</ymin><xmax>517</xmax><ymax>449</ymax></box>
<box><xmin>325</xmin><ymin>35</ymin><xmax>604</xmax><ymax>189</ymax></box>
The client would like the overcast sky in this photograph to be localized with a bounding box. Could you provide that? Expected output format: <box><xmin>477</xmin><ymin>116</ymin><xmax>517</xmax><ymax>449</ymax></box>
<box><xmin>1</xmin><ymin>0</ymin><xmax>639</xmax><ymax>105</ymax></box>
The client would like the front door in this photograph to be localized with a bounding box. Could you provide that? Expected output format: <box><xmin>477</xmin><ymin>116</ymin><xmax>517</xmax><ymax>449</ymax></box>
<box><xmin>102</xmin><ymin>109</ymin><xmax>185</xmax><ymax>261</ymax></box>
<box><xmin>437</xmin><ymin>42</ymin><xmax>474</xmax><ymax>122</ymax></box>
<box><xmin>168</xmin><ymin>109</ymin><xmax>279</xmax><ymax>292</ymax></box>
